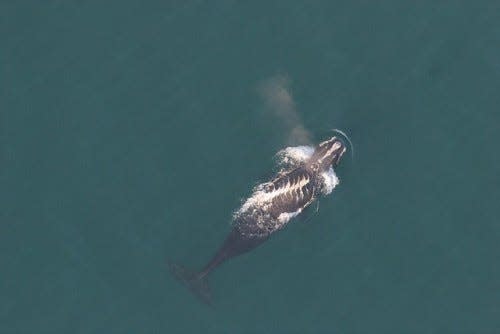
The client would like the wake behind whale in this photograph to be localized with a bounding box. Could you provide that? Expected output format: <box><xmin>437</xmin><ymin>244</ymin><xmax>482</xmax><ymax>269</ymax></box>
<box><xmin>168</xmin><ymin>136</ymin><xmax>347</xmax><ymax>304</ymax></box>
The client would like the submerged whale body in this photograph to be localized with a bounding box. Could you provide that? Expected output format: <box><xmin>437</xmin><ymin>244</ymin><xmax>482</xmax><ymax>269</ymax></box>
<box><xmin>168</xmin><ymin>136</ymin><xmax>347</xmax><ymax>304</ymax></box>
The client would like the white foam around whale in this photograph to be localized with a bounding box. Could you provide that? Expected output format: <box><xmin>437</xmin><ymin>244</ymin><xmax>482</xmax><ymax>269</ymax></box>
<box><xmin>320</xmin><ymin>167</ymin><xmax>339</xmax><ymax>195</ymax></box>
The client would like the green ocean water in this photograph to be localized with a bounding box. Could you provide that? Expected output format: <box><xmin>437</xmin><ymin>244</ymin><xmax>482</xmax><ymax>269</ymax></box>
<box><xmin>2</xmin><ymin>1</ymin><xmax>500</xmax><ymax>333</ymax></box>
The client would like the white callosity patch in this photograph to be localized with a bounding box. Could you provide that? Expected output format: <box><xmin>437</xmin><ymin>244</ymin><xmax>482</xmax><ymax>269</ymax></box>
<box><xmin>316</xmin><ymin>141</ymin><xmax>342</xmax><ymax>166</ymax></box>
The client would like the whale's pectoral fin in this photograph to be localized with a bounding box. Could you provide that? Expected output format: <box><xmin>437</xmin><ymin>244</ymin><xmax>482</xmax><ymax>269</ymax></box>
<box><xmin>167</xmin><ymin>260</ymin><xmax>212</xmax><ymax>305</ymax></box>
<box><xmin>300</xmin><ymin>200</ymin><xmax>320</xmax><ymax>224</ymax></box>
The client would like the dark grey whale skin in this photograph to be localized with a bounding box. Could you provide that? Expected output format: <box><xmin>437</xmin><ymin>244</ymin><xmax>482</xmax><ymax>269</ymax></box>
<box><xmin>168</xmin><ymin>136</ymin><xmax>346</xmax><ymax>304</ymax></box>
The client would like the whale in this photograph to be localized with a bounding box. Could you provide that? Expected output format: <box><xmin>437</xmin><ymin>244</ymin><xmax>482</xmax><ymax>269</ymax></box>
<box><xmin>168</xmin><ymin>136</ymin><xmax>347</xmax><ymax>304</ymax></box>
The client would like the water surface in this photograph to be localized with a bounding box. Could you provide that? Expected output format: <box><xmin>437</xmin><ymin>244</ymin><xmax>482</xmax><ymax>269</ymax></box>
<box><xmin>2</xmin><ymin>1</ymin><xmax>500</xmax><ymax>333</ymax></box>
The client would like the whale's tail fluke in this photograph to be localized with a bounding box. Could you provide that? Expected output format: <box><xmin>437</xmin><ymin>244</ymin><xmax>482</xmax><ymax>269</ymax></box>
<box><xmin>167</xmin><ymin>260</ymin><xmax>212</xmax><ymax>305</ymax></box>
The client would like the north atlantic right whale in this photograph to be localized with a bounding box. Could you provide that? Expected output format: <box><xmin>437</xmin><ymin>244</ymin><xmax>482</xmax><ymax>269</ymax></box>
<box><xmin>168</xmin><ymin>135</ymin><xmax>347</xmax><ymax>304</ymax></box>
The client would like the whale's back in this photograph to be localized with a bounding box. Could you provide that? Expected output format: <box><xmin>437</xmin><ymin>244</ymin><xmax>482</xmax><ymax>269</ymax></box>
<box><xmin>265</xmin><ymin>167</ymin><xmax>317</xmax><ymax>218</ymax></box>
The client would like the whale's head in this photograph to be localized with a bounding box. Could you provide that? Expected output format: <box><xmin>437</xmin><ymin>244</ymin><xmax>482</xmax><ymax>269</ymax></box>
<box><xmin>308</xmin><ymin>136</ymin><xmax>346</xmax><ymax>172</ymax></box>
